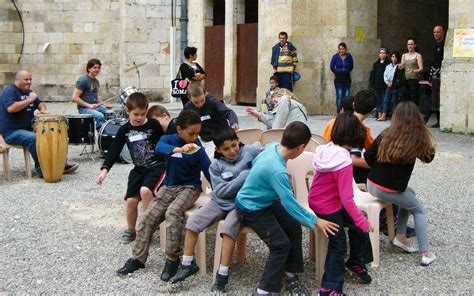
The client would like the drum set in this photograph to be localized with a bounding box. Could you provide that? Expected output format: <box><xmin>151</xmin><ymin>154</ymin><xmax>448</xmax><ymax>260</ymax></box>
<box><xmin>34</xmin><ymin>87</ymin><xmax>138</xmax><ymax>182</ymax></box>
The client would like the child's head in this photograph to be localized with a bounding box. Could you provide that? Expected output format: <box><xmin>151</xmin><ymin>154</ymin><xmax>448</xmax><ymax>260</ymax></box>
<box><xmin>147</xmin><ymin>105</ymin><xmax>170</xmax><ymax>129</ymax></box>
<box><xmin>378</xmin><ymin>101</ymin><xmax>435</xmax><ymax>163</ymax></box>
<box><xmin>281</xmin><ymin>122</ymin><xmax>311</xmax><ymax>158</ymax></box>
<box><xmin>187</xmin><ymin>81</ymin><xmax>206</xmax><ymax>109</ymax></box>
<box><xmin>176</xmin><ymin>109</ymin><xmax>202</xmax><ymax>143</ymax></box>
<box><xmin>213</xmin><ymin>127</ymin><xmax>240</xmax><ymax>160</ymax></box>
<box><xmin>390</xmin><ymin>51</ymin><xmax>401</xmax><ymax>64</ymax></box>
<box><xmin>353</xmin><ymin>90</ymin><xmax>376</xmax><ymax>116</ymax></box>
<box><xmin>331</xmin><ymin>112</ymin><xmax>366</xmax><ymax>149</ymax></box>
<box><xmin>269</xmin><ymin>75</ymin><xmax>279</xmax><ymax>89</ymax></box>
<box><xmin>340</xmin><ymin>96</ymin><xmax>355</xmax><ymax>113</ymax></box>
<box><xmin>126</xmin><ymin>92</ymin><xmax>149</xmax><ymax>126</ymax></box>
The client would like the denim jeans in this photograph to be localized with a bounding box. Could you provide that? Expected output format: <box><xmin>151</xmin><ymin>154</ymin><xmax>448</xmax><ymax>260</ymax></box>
<box><xmin>334</xmin><ymin>82</ymin><xmax>351</xmax><ymax>113</ymax></box>
<box><xmin>316</xmin><ymin>209</ymin><xmax>373</xmax><ymax>292</ymax></box>
<box><xmin>79</xmin><ymin>105</ymin><xmax>106</xmax><ymax>129</ymax></box>
<box><xmin>383</xmin><ymin>88</ymin><xmax>399</xmax><ymax>114</ymax></box>
<box><xmin>4</xmin><ymin>129</ymin><xmax>40</xmax><ymax>172</ymax></box>
<box><xmin>236</xmin><ymin>201</ymin><xmax>304</xmax><ymax>293</ymax></box>
<box><xmin>275</xmin><ymin>72</ymin><xmax>294</xmax><ymax>91</ymax></box>
<box><xmin>374</xmin><ymin>88</ymin><xmax>386</xmax><ymax>113</ymax></box>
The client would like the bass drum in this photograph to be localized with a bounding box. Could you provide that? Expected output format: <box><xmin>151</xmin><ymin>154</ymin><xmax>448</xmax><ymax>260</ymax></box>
<box><xmin>98</xmin><ymin>118</ymin><xmax>132</xmax><ymax>164</ymax></box>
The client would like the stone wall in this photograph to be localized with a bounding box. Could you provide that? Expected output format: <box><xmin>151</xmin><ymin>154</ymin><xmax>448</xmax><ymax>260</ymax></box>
<box><xmin>0</xmin><ymin>0</ymin><xmax>180</xmax><ymax>102</ymax></box>
<box><xmin>0</xmin><ymin>2</ymin><xmax>24</xmax><ymax>85</ymax></box>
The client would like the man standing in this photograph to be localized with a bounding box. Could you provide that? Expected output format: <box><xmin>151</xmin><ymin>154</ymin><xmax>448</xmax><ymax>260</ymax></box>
<box><xmin>426</xmin><ymin>25</ymin><xmax>445</xmax><ymax>128</ymax></box>
<box><xmin>271</xmin><ymin>32</ymin><xmax>298</xmax><ymax>91</ymax></box>
<box><xmin>72</xmin><ymin>58</ymin><xmax>109</xmax><ymax>130</ymax></box>
<box><xmin>0</xmin><ymin>70</ymin><xmax>79</xmax><ymax>178</ymax></box>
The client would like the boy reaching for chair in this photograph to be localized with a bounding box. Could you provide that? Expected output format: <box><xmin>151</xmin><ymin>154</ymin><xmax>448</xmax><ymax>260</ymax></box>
<box><xmin>96</xmin><ymin>92</ymin><xmax>165</xmax><ymax>244</ymax></box>
<box><xmin>169</xmin><ymin>127</ymin><xmax>261</xmax><ymax>292</ymax></box>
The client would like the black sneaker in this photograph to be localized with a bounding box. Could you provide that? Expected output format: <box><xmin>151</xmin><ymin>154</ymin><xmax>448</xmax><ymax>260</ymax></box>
<box><xmin>170</xmin><ymin>260</ymin><xmax>200</xmax><ymax>284</ymax></box>
<box><xmin>286</xmin><ymin>275</ymin><xmax>310</xmax><ymax>295</ymax></box>
<box><xmin>116</xmin><ymin>258</ymin><xmax>145</xmax><ymax>276</ymax></box>
<box><xmin>406</xmin><ymin>226</ymin><xmax>416</xmax><ymax>238</ymax></box>
<box><xmin>160</xmin><ymin>259</ymin><xmax>180</xmax><ymax>282</ymax></box>
<box><xmin>345</xmin><ymin>263</ymin><xmax>372</xmax><ymax>284</ymax></box>
<box><xmin>430</xmin><ymin>123</ymin><xmax>440</xmax><ymax>128</ymax></box>
<box><xmin>211</xmin><ymin>272</ymin><xmax>229</xmax><ymax>293</ymax></box>
<box><xmin>64</xmin><ymin>163</ymin><xmax>79</xmax><ymax>174</ymax></box>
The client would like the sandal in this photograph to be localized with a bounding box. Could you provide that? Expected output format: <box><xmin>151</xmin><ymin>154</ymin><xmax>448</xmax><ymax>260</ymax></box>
<box><xmin>120</xmin><ymin>229</ymin><xmax>136</xmax><ymax>244</ymax></box>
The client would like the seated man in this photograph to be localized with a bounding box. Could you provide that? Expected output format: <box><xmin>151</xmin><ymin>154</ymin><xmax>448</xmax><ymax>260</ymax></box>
<box><xmin>0</xmin><ymin>69</ymin><xmax>79</xmax><ymax>178</ymax></box>
<box><xmin>71</xmin><ymin>58</ymin><xmax>110</xmax><ymax>130</ymax></box>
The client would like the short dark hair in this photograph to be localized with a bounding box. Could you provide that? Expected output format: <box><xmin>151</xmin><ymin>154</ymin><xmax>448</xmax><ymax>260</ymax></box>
<box><xmin>354</xmin><ymin>90</ymin><xmax>376</xmax><ymax>115</ymax></box>
<box><xmin>176</xmin><ymin>109</ymin><xmax>201</xmax><ymax>129</ymax></box>
<box><xmin>279</xmin><ymin>31</ymin><xmax>288</xmax><ymax>38</ymax></box>
<box><xmin>269</xmin><ymin>75</ymin><xmax>279</xmax><ymax>83</ymax></box>
<box><xmin>331</xmin><ymin>112</ymin><xmax>366</xmax><ymax>148</ymax></box>
<box><xmin>340</xmin><ymin>96</ymin><xmax>355</xmax><ymax>113</ymax></box>
<box><xmin>126</xmin><ymin>92</ymin><xmax>149</xmax><ymax>110</ymax></box>
<box><xmin>338</xmin><ymin>42</ymin><xmax>347</xmax><ymax>49</ymax></box>
<box><xmin>390</xmin><ymin>51</ymin><xmax>401</xmax><ymax>62</ymax></box>
<box><xmin>146</xmin><ymin>104</ymin><xmax>170</xmax><ymax>119</ymax></box>
<box><xmin>184</xmin><ymin>47</ymin><xmax>198</xmax><ymax>59</ymax></box>
<box><xmin>281</xmin><ymin>122</ymin><xmax>311</xmax><ymax>149</ymax></box>
<box><xmin>213</xmin><ymin>127</ymin><xmax>238</xmax><ymax>148</ymax></box>
<box><xmin>86</xmin><ymin>58</ymin><xmax>101</xmax><ymax>73</ymax></box>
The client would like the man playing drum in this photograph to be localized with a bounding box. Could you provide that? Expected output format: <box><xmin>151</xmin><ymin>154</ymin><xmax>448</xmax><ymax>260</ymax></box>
<box><xmin>0</xmin><ymin>69</ymin><xmax>79</xmax><ymax>178</ymax></box>
<box><xmin>72</xmin><ymin>58</ymin><xmax>110</xmax><ymax>130</ymax></box>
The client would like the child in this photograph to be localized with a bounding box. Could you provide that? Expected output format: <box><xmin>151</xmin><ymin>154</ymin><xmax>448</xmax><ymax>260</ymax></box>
<box><xmin>370</xmin><ymin>48</ymin><xmax>390</xmax><ymax>119</ymax></box>
<box><xmin>309</xmin><ymin>112</ymin><xmax>374</xmax><ymax>296</ymax></box>
<box><xmin>96</xmin><ymin>92</ymin><xmax>165</xmax><ymax>244</ymax></box>
<box><xmin>365</xmin><ymin>101</ymin><xmax>436</xmax><ymax>266</ymax></box>
<box><xmin>321</xmin><ymin>96</ymin><xmax>355</xmax><ymax>140</ymax></box>
<box><xmin>184</xmin><ymin>81</ymin><xmax>239</xmax><ymax>144</ymax></box>
<box><xmin>146</xmin><ymin>104</ymin><xmax>177</xmax><ymax>134</ymax></box>
<box><xmin>379</xmin><ymin>51</ymin><xmax>402</xmax><ymax>121</ymax></box>
<box><xmin>169</xmin><ymin>127</ymin><xmax>261</xmax><ymax>292</ymax></box>
<box><xmin>235</xmin><ymin>122</ymin><xmax>339</xmax><ymax>295</ymax></box>
<box><xmin>263</xmin><ymin>75</ymin><xmax>280</xmax><ymax>111</ymax></box>
<box><xmin>116</xmin><ymin>109</ymin><xmax>211</xmax><ymax>281</ymax></box>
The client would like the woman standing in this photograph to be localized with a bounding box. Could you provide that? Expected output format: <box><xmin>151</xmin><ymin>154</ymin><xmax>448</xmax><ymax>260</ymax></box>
<box><xmin>400</xmin><ymin>38</ymin><xmax>423</xmax><ymax>105</ymax></box>
<box><xmin>370</xmin><ymin>48</ymin><xmax>390</xmax><ymax>119</ymax></box>
<box><xmin>330</xmin><ymin>43</ymin><xmax>354</xmax><ymax>114</ymax></box>
<box><xmin>179</xmin><ymin>47</ymin><xmax>206</xmax><ymax>107</ymax></box>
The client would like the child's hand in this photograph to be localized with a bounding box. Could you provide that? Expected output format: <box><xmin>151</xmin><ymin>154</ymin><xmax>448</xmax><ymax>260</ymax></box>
<box><xmin>181</xmin><ymin>143</ymin><xmax>198</xmax><ymax>153</ymax></box>
<box><xmin>367</xmin><ymin>224</ymin><xmax>375</xmax><ymax>233</ymax></box>
<box><xmin>315</xmin><ymin>219</ymin><xmax>340</xmax><ymax>238</ymax></box>
<box><xmin>96</xmin><ymin>169</ymin><xmax>108</xmax><ymax>186</ymax></box>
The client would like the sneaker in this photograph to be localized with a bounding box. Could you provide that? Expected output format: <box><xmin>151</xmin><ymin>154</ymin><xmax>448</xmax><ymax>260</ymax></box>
<box><xmin>116</xmin><ymin>258</ymin><xmax>145</xmax><ymax>276</ymax></box>
<box><xmin>420</xmin><ymin>253</ymin><xmax>436</xmax><ymax>266</ymax></box>
<box><xmin>120</xmin><ymin>229</ymin><xmax>136</xmax><ymax>244</ymax></box>
<box><xmin>160</xmin><ymin>259</ymin><xmax>180</xmax><ymax>282</ymax></box>
<box><xmin>211</xmin><ymin>272</ymin><xmax>229</xmax><ymax>293</ymax></box>
<box><xmin>392</xmin><ymin>237</ymin><xmax>418</xmax><ymax>253</ymax></box>
<box><xmin>170</xmin><ymin>260</ymin><xmax>200</xmax><ymax>284</ymax></box>
<box><xmin>286</xmin><ymin>275</ymin><xmax>310</xmax><ymax>295</ymax></box>
<box><xmin>430</xmin><ymin>123</ymin><xmax>440</xmax><ymax>128</ymax></box>
<box><xmin>406</xmin><ymin>226</ymin><xmax>416</xmax><ymax>238</ymax></box>
<box><xmin>319</xmin><ymin>288</ymin><xmax>346</xmax><ymax>296</ymax></box>
<box><xmin>345</xmin><ymin>263</ymin><xmax>372</xmax><ymax>284</ymax></box>
<box><xmin>252</xmin><ymin>288</ymin><xmax>272</xmax><ymax>296</ymax></box>
<box><xmin>64</xmin><ymin>163</ymin><xmax>79</xmax><ymax>174</ymax></box>
<box><xmin>34</xmin><ymin>168</ymin><xmax>43</xmax><ymax>179</ymax></box>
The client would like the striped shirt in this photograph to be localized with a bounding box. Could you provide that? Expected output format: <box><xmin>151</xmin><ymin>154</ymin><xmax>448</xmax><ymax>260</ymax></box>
<box><xmin>276</xmin><ymin>44</ymin><xmax>298</xmax><ymax>73</ymax></box>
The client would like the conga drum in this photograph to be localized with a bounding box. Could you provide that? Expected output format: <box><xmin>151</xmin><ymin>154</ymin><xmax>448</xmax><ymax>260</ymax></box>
<box><xmin>34</xmin><ymin>114</ymin><xmax>68</xmax><ymax>183</ymax></box>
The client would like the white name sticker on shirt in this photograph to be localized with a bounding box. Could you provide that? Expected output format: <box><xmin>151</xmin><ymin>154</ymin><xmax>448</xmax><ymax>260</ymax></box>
<box><xmin>171</xmin><ymin>153</ymin><xmax>183</xmax><ymax>158</ymax></box>
<box><xmin>221</xmin><ymin>172</ymin><xmax>233</xmax><ymax>179</ymax></box>
<box><xmin>200</xmin><ymin>115</ymin><xmax>211</xmax><ymax>121</ymax></box>
<box><xmin>128</xmin><ymin>133</ymin><xmax>146</xmax><ymax>142</ymax></box>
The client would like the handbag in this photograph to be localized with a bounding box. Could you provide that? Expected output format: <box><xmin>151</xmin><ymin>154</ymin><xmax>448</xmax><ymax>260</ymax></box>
<box><xmin>170</xmin><ymin>71</ymin><xmax>189</xmax><ymax>98</ymax></box>
<box><xmin>392</xmin><ymin>67</ymin><xmax>405</xmax><ymax>88</ymax></box>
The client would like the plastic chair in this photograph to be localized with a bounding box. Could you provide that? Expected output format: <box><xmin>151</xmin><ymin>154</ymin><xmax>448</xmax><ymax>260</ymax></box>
<box><xmin>260</xmin><ymin>128</ymin><xmax>285</xmax><ymax>145</ymax></box>
<box><xmin>305</xmin><ymin>138</ymin><xmax>319</xmax><ymax>152</ymax></box>
<box><xmin>236</xmin><ymin>128</ymin><xmax>263</xmax><ymax>144</ymax></box>
<box><xmin>311</xmin><ymin>133</ymin><xmax>328</xmax><ymax>146</ymax></box>
<box><xmin>0</xmin><ymin>135</ymin><xmax>32</xmax><ymax>180</ymax></box>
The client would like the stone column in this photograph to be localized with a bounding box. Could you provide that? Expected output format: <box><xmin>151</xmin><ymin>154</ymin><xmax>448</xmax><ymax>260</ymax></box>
<box><xmin>188</xmin><ymin>0</ymin><xmax>210</xmax><ymax>64</ymax></box>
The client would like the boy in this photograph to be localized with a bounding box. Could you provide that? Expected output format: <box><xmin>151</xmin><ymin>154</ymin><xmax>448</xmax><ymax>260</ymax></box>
<box><xmin>96</xmin><ymin>92</ymin><xmax>165</xmax><ymax>244</ymax></box>
<box><xmin>169</xmin><ymin>127</ymin><xmax>261</xmax><ymax>292</ymax></box>
<box><xmin>184</xmin><ymin>81</ymin><xmax>239</xmax><ymax>144</ymax></box>
<box><xmin>116</xmin><ymin>109</ymin><xmax>211</xmax><ymax>282</ymax></box>
<box><xmin>235</xmin><ymin>122</ymin><xmax>339</xmax><ymax>295</ymax></box>
<box><xmin>146</xmin><ymin>104</ymin><xmax>177</xmax><ymax>135</ymax></box>
<box><xmin>263</xmin><ymin>75</ymin><xmax>280</xmax><ymax>112</ymax></box>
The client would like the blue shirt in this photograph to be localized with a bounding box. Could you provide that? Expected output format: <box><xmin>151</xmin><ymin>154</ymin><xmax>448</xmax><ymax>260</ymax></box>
<box><xmin>155</xmin><ymin>134</ymin><xmax>211</xmax><ymax>190</ymax></box>
<box><xmin>235</xmin><ymin>142</ymin><xmax>317</xmax><ymax>229</ymax></box>
<box><xmin>0</xmin><ymin>84</ymin><xmax>41</xmax><ymax>136</ymax></box>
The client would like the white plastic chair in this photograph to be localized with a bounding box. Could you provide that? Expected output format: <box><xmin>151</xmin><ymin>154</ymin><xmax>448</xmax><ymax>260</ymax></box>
<box><xmin>260</xmin><ymin>128</ymin><xmax>285</xmax><ymax>145</ymax></box>
<box><xmin>0</xmin><ymin>134</ymin><xmax>32</xmax><ymax>180</ymax></box>
<box><xmin>236</xmin><ymin>128</ymin><xmax>263</xmax><ymax>144</ymax></box>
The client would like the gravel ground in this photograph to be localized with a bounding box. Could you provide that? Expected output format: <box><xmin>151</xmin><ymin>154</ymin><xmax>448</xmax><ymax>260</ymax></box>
<box><xmin>1</xmin><ymin>102</ymin><xmax>473</xmax><ymax>295</ymax></box>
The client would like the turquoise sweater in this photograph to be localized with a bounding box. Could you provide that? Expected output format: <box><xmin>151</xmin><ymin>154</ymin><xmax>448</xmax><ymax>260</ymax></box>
<box><xmin>235</xmin><ymin>143</ymin><xmax>317</xmax><ymax>229</ymax></box>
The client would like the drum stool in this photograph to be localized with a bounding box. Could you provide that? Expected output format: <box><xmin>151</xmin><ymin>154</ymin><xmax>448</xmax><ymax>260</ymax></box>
<box><xmin>0</xmin><ymin>134</ymin><xmax>32</xmax><ymax>181</ymax></box>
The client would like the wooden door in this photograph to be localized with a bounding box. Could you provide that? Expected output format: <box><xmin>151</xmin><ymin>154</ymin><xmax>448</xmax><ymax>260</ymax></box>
<box><xmin>204</xmin><ymin>25</ymin><xmax>225</xmax><ymax>99</ymax></box>
<box><xmin>236</xmin><ymin>23</ymin><xmax>258</xmax><ymax>104</ymax></box>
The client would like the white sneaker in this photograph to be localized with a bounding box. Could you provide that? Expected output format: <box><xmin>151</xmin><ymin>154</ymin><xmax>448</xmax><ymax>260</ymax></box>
<box><xmin>421</xmin><ymin>253</ymin><xmax>436</xmax><ymax>266</ymax></box>
<box><xmin>392</xmin><ymin>237</ymin><xmax>419</xmax><ymax>253</ymax></box>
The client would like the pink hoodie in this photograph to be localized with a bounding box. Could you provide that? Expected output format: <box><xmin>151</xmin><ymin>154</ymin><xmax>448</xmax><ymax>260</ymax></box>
<box><xmin>308</xmin><ymin>142</ymin><xmax>370</xmax><ymax>231</ymax></box>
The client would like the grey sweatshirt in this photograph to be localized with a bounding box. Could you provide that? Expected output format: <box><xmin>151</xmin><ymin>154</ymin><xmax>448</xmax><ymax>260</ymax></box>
<box><xmin>210</xmin><ymin>145</ymin><xmax>261</xmax><ymax>211</ymax></box>
<box><xmin>258</xmin><ymin>96</ymin><xmax>307</xmax><ymax>129</ymax></box>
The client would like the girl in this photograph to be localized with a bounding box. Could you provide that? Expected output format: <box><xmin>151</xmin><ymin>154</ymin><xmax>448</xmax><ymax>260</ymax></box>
<box><xmin>379</xmin><ymin>51</ymin><xmax>402</xmax><ymax>121</ymax></box>
<box><xmin>370</xmin><ymin>48</ymin><xmax>390</xmax><ymax>119</ymax></box>
<box><xmin>330</xmin><ymin>42</ymin><xmax>354</xmax><ymax>113</ymax></box>
<box><xmin>308</xmin><ymin>112</ymin><xmax>374</xmax><ymax>296</ymax></box>
<box><xmin>365</xmin><ymin>101</ymin><xmax>436</xmax><ymax>266</ymax></box>
<box><xmin>400</xmin><ymin>38</ymin><xmax>424</xmax><ymax>105</ymax></box>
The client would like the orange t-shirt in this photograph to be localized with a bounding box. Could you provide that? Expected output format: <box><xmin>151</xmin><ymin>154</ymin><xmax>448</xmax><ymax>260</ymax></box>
<box><xmin>321</xmin><ymin>118</ymin><xmax>374</xmax><ymax>149</ymax></box>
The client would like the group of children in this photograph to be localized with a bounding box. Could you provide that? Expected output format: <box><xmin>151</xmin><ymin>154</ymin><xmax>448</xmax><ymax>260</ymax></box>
<box><xmin>95</xmin><ymin>81</ymin><xmax>436</xmax><ymax>295</ymax></box>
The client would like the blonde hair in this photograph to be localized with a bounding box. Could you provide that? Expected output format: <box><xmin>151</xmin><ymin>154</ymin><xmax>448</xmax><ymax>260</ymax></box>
<box><xmin>270</xmin><ymin>88</ymin><xmax>300</xmax><ymax>102</ymax></box>
<box><xmin>187</xmin><ymin>81</ymin><xmax>205</xmax><ymax>97</ymax></box>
